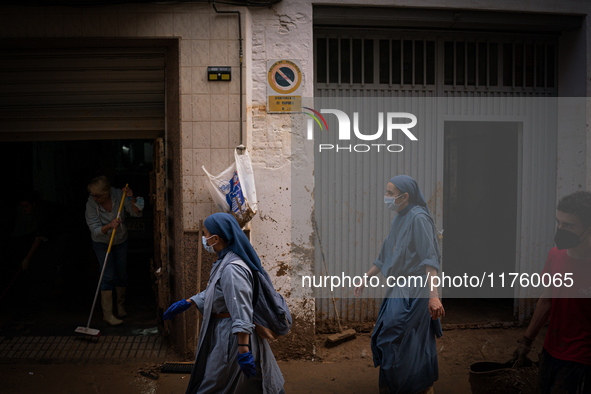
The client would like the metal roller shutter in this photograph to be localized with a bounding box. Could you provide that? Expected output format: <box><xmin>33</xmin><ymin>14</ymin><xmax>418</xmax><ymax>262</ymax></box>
<box><xmin>0</xmin><ymin>46</ymin><xmax>165</xmax><ymax>141</ymax></box>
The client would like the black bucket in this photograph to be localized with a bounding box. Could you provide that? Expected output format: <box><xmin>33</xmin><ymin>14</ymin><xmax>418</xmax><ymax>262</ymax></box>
<box><xmin>469</xmin><ymin>361</ymin><xmax>538</xmax><ymax>394</ymax></box>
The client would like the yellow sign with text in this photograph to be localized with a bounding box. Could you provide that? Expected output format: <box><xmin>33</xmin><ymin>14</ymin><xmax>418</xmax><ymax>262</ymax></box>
<box><xmin>268</xmin><ymin>95</ymin><xmax>302</xmax><ymax>112</ymax></box>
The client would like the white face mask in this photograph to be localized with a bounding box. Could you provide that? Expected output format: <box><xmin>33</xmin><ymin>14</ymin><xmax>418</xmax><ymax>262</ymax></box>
<box><xmin>202</xmin><ymin>235</ymin><xmax>218</xmax><ymax>253</ymax></box>
<box><xmin>384</xmin><ymin>194</ymin><xmax>405</xmax><ymax>211</ymax></box>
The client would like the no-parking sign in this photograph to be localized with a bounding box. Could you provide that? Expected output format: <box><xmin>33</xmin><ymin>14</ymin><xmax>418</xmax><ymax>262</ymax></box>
<box><xmin>267</xmin><ymin>59</ymin><xmax>302</xmax><ymax>113</ymax></box>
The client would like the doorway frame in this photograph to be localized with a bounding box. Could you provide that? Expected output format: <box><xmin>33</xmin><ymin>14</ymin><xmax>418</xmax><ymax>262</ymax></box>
<box><xmin>0</xmin><ymin>37</ymin><xmax>182</xmax><ymax>346</ymax></box>
<box><xmin>441</xmin><ymin>119</ymin><xmax>523</xmax><ymax>301</ymax></box>
<box><xmin>439</xmin><ymin>115</ymin><xmax>525</xmax><ymax>312</ymax></box>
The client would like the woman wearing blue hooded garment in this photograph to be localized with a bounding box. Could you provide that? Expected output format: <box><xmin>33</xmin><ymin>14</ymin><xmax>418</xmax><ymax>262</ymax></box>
<box><xmin>163</xmin><ymin>213</ymin><xmax>285</xmax><ymax>394</ymax></box>
<box><xmin>355</xmin><ymin>175</ymin><xmax>445</xmax><ymax>394</ymax></box>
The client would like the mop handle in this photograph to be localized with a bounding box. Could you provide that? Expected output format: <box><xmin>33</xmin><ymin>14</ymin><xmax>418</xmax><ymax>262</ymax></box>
<box><xmin>85</xmin><ymin>184</ymin><xmax>128</xmax><ymax>329</ymax></box>
<box><xmin>106</xmin><ymin>184</ymin><xmax>128</xmax><ymax>254</ymax></box>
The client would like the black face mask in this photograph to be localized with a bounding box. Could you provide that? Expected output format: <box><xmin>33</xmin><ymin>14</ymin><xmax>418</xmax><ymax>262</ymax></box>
<box><xmin>554</xmin><ymin>227</ymin><xmax>588</xmax><ymax>250</ymax></box>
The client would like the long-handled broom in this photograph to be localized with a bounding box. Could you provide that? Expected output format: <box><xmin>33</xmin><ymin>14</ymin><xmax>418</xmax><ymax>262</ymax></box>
<box><xmin>312</xmin><ymin>217</ymin><xmax>356</xmax><ymax>347</ymax></box>
<box><xmin>75</xmin><ymin>184</ymin><xmax>128</xmax><ymax>337</ymax></box>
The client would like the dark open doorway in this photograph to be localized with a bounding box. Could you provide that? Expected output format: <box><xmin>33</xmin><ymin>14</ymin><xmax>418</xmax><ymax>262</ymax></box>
<box><xmin>442</xmin><ymin>121</ymin><xmax>520</xmax><ymax>323</ymax></box>
<box><xmin>0</xmin><ymin>140</ymin><xmax>156</xmax><ymax>336</ymax></box>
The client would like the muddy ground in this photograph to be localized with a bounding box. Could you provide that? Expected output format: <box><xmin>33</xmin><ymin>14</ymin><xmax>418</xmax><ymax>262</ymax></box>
<box><xmin>1</xmin><ymin>326</ymin><xmax>545</xmax><ymax>393</ymax></box>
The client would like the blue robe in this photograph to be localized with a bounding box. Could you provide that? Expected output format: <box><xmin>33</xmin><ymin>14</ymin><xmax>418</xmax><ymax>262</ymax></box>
<box><xmin>371</xmin><ymin>204</ymin><xmax>443</xmax><ymax>394</ymax></box>
<box><xmin>186</xmin><ymin>249</ymin><xmax>284</xmax><ymax>394</ymax></box>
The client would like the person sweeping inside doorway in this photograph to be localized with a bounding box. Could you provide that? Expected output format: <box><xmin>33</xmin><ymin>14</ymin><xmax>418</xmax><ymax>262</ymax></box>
<box><xmin>85</xmin><ymin>176</ymin><xmax>143</xmax><ymax>326</ymax></box>
<box><xmin>163</xmin><ymin>213</ymin><xmax>285</xmax><ymax>394</ymax></box>
<box><xmin>355</xmin><ymin>175</ymin><xmax>445</xmax><ymax>394</ymax></box>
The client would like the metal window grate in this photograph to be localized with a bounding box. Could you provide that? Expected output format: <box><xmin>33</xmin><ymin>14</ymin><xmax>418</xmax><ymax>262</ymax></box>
<box><xmin>383</xmin><ymin>39</ymin><xmax>435</xmax><ymax>86</ymax></box>
<box><xmin>502</xmin><ymin>42</ymin><xmax>555</xmax><ymax>88</ymax></box>
<box><xmin>444</xmin><ymin>40</ymin><xmax>498</xmax><ymax>87</ymax></box>
<box><xmin>316</xmin><ymin>37</ymin><xmax>434</xmax><ymax>87</ymax></box>
<box><xmin>316</xmin><ymin>31</ymin><xmax>557</xmax><ymax>94</ymax></box>
<box><xmin>444</xmin><ymin>39</ymin><xmax>555</xmax><ymax>89</ymax></box>
<box><xmin>317</xmin><ymin>37</ymin><xmax>374</xmax><ymax>85</ymax></box>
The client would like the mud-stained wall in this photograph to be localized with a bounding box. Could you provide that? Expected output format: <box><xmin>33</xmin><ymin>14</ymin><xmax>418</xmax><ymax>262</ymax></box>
<box><xmin>175</xmin><ymin>3</ymin><xmax>244</xmax><ymax>358</ymax></box>
<box><xmin>245</xmin><ymin>2</ymin><xmax>316</xmax><ymax>358</ymax></box>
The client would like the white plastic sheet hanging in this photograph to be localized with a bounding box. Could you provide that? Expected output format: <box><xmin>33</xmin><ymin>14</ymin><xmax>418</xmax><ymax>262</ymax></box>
<box><xmin>202</xmin><ymin>148</ymin><xmax>258</xmax><ymax>227</ymax></box>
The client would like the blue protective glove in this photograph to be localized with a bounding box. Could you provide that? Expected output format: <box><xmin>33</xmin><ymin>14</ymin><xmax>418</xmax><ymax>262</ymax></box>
<box><xmin>163</xmin><ymin>299</ymin><xmax>191</xmax><ymax>320</ymax></box>
<box><xmin>237</xmin><ymin>351</ymin><xmax>256</xmax><ymax>378</ymax></box>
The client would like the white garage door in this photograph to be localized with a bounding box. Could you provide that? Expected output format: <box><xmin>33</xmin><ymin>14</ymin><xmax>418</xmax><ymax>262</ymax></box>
<box><xmin>313</xmin><ymin>28</ymin><xmax>558</xmax><ymax>325</ymax></box>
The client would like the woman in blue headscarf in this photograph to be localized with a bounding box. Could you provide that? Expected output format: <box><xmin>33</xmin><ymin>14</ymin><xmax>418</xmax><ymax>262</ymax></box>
<box><xmin>355</xmin><ymin>175</ymin><xmax>445</xmax><ymax>394</ymax></box>
<box><xmin>163</xmin><ymin>213</ymin><xmax>284</xmax><ymax>394</ymax></box>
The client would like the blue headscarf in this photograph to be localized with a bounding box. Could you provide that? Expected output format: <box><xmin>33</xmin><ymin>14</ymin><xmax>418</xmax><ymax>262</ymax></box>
<box><xmin>389</xmin><ymin>175</ymin><xmax>429</xmax><ymax>214</ymax></box>
<box><xmin>204</xmin><ymin>213</ymin><xmax>262</xmax><ymax>272</ymax></box>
